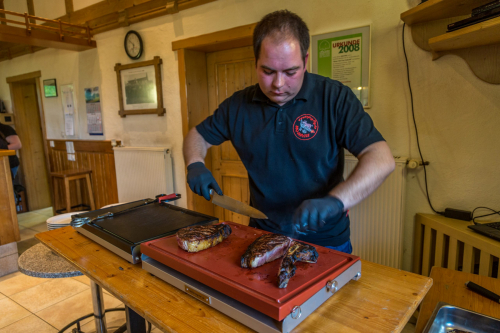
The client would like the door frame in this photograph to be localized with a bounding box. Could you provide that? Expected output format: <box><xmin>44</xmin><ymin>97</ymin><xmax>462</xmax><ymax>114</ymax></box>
<box><xmin>173</xmin><ymin>23</ymin><xmax>256</xmax><ymax>211</ymax></box>
<box><xmin>6</xmin><ymin>70</ymin><xmax>53</xmax><ymax>209</ymax></box>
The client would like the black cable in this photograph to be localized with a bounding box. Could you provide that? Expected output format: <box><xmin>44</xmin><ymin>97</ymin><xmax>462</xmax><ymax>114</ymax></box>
<box><xmin>471</xmin><ymin>206</ymin><xmax>500</xmax><ymax>224</ymax></box>
<box><xmin>402</xmin><ymin>23</ymin><xmax>444</xmax><ymax>215</ymax></box>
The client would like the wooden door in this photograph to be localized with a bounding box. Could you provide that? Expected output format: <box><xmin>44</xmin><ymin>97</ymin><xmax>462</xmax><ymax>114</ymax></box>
<box><xmin>11</xmin><ymin>81</ymin><xmax>51</xmax><ymax>210</ymax></box>
<box><xmin>206</xmin><ymin>46</ymin><xmax>257</xmax><ymax>225</ymax></box>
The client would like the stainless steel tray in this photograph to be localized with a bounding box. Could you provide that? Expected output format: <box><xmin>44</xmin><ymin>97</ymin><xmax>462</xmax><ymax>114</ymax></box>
<box><xmin>423</xmin><ymin>302</ymin><xmax>500</xmax><ymax>333</ymax></box>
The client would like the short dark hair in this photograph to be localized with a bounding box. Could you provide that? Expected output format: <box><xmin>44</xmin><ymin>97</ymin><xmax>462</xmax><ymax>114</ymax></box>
<box><xmin>253</xmin><ymin>10</ymin><xmax>310</xmax><ymax>65</ymax></box>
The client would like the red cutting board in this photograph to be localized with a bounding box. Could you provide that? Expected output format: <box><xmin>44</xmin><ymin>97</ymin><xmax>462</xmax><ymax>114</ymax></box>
<box><xmin>141</xmin><ymin>222</ymin><xmax>360</xmax><ymax>321</ymax></box>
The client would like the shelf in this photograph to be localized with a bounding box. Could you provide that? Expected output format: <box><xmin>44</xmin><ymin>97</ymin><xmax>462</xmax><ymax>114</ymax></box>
<box><xmin>429</xmin><ymin>16</ymin><xmax>500</xmax><ymax>52</ymax></box>
<box><xmin>401</xmin><ymin>0</ymin><xmax>492</xmax><ymax>25</ymax></box>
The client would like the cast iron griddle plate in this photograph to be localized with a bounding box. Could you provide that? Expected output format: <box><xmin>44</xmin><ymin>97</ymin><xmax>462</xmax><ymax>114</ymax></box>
<box><xmin>141</xmin><ymin>221</ymin><xmax>360</xmax><ymax>321</ymax></box>
<box><xmin>91</xmin><ymin>202</ymin><xmax>218</xmax><ymax>245</ymax></box>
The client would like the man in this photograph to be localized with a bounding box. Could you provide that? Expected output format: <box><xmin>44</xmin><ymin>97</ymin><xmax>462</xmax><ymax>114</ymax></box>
<box><xmin>183</xmin><ymin>10</ymin><xmax>395</xmax><ymax>253</ymax></box>
<box><xmin>0</xmin><ymin>121</ymin><xmax>22</xmax><ymax>179</ymax></box>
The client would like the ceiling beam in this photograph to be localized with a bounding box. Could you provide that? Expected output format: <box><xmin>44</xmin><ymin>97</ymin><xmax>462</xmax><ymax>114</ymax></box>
<box><xmin>57</xmin><ymin>0</ymin><xmax>216</xmax><ymax>33</ymax></box>
<box><xmin>0</xmin><ymin>1</ymin><xmax>5</xmax><ymax>25</ymax></box>
<box><xmin>27</xmin><ymin>0</ymin><xmax>35</xmax><ymax>24</ymax></box>
<box><xmin>65</xmin><ymin>0</ymin><xmax>73</xmax><ymax>14</ymax></box>
<box><xmin>0</xmin><ymin>0</ymin><xmax>216</xmax><ymax>62</ymax></box>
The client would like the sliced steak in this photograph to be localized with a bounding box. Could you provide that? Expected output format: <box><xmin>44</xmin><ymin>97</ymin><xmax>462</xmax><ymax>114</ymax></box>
<box><xmin>278</xmin><ymin>241</ymin><xmax>319</xmax><ymax>288</ymax></box>
<box><xmin>176</xmin><ymin>224</ymin><xmax>232</xmax><ymax>253</ymax></box>
<box><xmin>241</xmin><ymin>234</ymin><xmax>292</xmax><ymax>268</ymax></box>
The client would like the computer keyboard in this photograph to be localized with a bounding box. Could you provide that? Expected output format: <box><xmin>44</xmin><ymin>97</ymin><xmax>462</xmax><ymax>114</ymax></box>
<box><xmin>484</xmin><ymin>222</ymin><xmax>500</xmax><ymax>230</ymax></box>
<box><xmin>468</xmin><ymin>222</ymin><xmax>500</xmax><ymax>242</ymax></box>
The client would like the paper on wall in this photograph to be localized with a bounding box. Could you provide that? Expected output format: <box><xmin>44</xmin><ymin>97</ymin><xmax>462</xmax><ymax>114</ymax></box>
<box><xmin>61</xmin><ymin>84</ymin><xmax>76</xmax><ymax>136</ymax></box>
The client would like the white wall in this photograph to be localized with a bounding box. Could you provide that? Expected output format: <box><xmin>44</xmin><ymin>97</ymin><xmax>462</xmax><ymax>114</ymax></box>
<box><xmin>0</xmin><ymin>0</ymin><xmax>499</xmax><ymax>271</ymax></box>
<box><xmin>34</xmin><ymin>0</ymin><xmax>66</xmax><ymax>20</ymax></box>
<box><xmin>0</xmin><ymin>48</ymin><xmax>100</xmax><ymax>140</ymax></box>
<box><xmin>3</xmin><ymin>0</ymin><xmax>27</xmax><ymax>25</ymax></box>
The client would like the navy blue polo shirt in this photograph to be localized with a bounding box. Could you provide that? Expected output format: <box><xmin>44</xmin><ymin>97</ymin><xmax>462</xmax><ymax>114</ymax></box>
<box><xmin>196</xmin><ymin>71</ymin><xmax>384</xmax><ymax>247</ymax></box>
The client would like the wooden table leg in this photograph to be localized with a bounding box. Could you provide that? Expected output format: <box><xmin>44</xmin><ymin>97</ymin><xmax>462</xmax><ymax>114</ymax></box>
<box><xmin>52</xmin><ymin>177</ymin><xmax>58</xmax><ymax>215</ymax></box>
<box><xmin>76</xmin><ymin>177</ymin><xmax>82</xmax><ymax>209</ymax></box>
<box><xmin>85</xmin><ymin>174</ymin><xmax>96</xmax><ymax>210</ymax></box>
<box><xmin>64</xmin><ymin>177</ymin><xmax>71</xmax><ymax>213</ymax></box>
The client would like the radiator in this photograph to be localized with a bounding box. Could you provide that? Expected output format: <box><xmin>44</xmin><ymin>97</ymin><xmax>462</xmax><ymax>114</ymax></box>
<box><xmin>414</xmin><ymin>214</ymin><xmax>500</xmax><ymax>278</ymax></box>
<box><xmin>344</xmin><ymin>155</ymin><xmax>407</xmax><ymax>269</ymax></box>
<box><xmin>113</xmin><ymin>147</ymin><xmax>174</xmax><ymax>203</ymax></box>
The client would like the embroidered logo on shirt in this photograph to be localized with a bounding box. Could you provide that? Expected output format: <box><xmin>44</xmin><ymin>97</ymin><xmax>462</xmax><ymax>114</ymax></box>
<box><xmin>293</xmin><ymin>114</ymin><xmax>318</xmax><ymax>140</ymax></box>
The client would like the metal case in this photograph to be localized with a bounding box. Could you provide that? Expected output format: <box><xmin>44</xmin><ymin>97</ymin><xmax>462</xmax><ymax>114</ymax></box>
<box><xmin>142</xmin><ymin>255</ymin><xmax>361</xmax><ymax>333</ymax></box>
<box><xmin>74</xmin><ymin>200</ymin><xmax>218</xmax><ymax>264</ymax></box>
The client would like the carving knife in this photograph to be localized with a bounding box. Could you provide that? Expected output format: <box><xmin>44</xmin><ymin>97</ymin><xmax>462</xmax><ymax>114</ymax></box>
<box><xmin>210</xmin><ymin>190</ymin><xmax>268</xmax><ymax>219</ymax></box>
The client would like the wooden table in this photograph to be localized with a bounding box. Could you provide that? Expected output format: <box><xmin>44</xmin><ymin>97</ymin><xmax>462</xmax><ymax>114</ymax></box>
<box><xmin>36</xmin><ymin>227</ymin><xmax>433</xmax><ymax>333</ymax></box>
<box><xmin>415</xmin><ymin>266</ymin><xmax>500</xmax><ymax>333</ymax></box>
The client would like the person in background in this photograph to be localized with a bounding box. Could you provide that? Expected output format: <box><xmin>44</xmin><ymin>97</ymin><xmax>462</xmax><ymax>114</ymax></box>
<box><xmin>183</xmin><ymin>10</ymin><xmax>395</xmax><ymax>254</ymax></box>
<box><xmin>0</xmin><ymin>121</ymin><xmax>22</xmax><ymax>179</ymax></box>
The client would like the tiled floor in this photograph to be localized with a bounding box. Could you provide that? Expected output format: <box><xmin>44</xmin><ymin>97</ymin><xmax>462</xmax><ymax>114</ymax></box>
<box><xmin>17</xmin><ymin>207</ymin><xmax>53</xmax><ymax>240</ymax></box>
<box><xmin>4</xmin><ymin>208</ymin><xmax>416</xmax><ymax>332</ymax></box>
<box><xmin>2</xmin><ymin>208</ymin><xmax>163</xmax><ymax>333</ymax></box>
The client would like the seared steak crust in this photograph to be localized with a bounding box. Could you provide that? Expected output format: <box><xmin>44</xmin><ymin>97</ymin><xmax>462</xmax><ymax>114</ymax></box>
<box><xmin>176</xmin><ymin>224</ymin><xmax>232</xmax><ymax>252</ymax></box>
<box><xmin>241</xmin><ymin>234</ymin><xmax>292</xmax><ymax>268</ymax></box>
<box><xmin>278</xmin><ymin>241</ymin><xmax>319</xmax><ymax>288</ymax></box>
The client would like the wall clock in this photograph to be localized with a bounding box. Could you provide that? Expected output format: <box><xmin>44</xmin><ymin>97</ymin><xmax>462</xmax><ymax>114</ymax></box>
<box><xmin>124</xmin><ymin>31</ymin><xmax>143</xmax><ymax>60</ymax></box>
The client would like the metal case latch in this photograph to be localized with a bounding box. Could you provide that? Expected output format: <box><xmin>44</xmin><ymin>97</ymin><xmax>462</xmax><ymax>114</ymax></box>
<box><xmin>326</xmin><ymin>280</ymin><xmax>338</xmax><ymax>293</ymax></box>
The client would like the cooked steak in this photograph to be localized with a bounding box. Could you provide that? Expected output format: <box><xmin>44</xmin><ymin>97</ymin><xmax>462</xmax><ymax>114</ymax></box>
<box><xmin>278</xmin><ymin>241</ymin><xmax>319</xmax><ymax>288</ymax></box>
<box><xmin>292</xmin><ymin>242</ymin><xmax>319</xmax><ymax>263</ymax></box>
<box><xmin>241</xmin><ymin>234</ymin><xmax>292</xmax><ymax>268</ymax></box>
<box><xmin>176</xmin><ymin>224</ymin><xmax>232</xmax><ymax>253</ymax></box>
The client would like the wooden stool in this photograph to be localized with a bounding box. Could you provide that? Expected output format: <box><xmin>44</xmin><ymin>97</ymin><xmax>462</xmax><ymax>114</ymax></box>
<box><xmin>51</xmin><ymin>169</ymin><xmax>96</xmax><ymax>214</ymax></box>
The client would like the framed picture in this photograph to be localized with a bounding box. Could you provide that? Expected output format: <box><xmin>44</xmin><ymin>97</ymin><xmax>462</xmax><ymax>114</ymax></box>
<box><xmin>312</xmin><ymin>25</ymin><xmax>371</xmax><ymax>108</ymax></box>
<box><xmin>114</xmin><ymin>56</ymin><xmax>165</xmax><ymax>117</ymax></box>
<box><xmin>43</xmin><ymin>79</ymin><xmax>58</xmax><ymax>98</ymax></box>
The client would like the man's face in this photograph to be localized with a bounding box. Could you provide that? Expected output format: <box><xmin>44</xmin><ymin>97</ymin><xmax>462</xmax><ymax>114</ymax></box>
<box><xmin>256</xmin><ymin>36</ymin><xmax>308</xmax><ymax>106</ymax></box>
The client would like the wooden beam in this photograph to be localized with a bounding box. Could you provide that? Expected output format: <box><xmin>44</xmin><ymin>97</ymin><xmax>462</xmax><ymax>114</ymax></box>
<box><xmin>172</xmin><ymin>23</ymin><xmax>256</xmax><ymax>52</ymax></box>
<box><xmin>0</xmin><ymin>0</ymin><xmax>216</xmax><ymax>62</ymax></box>
<box><xmin>0</xmin><ymin>0</ymin><xmax>5</xmax><ymax>25</ymax></box>
<box><xmin>0</xmin><ymin>44</ymin><xmax>44</xmax><ymax>62</ymax></box>
<box><xmin>6</xmin><ymin>70</ymin><xmax>41</xmax><ymax>83</ymax></box>
<box><xmin>27</xmin><ymin>0</ymin><xmax>35</xmax><ymax>24</ymax></box>
<box><xmin>56</xmin><ymin>0</ymin><xmax>216</xmax><ymax>32</ymax></box>
<box><xmin>0</xmin><ymin>24</ymin><xmax>96</xmax><ymax>51</ymax></box>
<box><xmin>65</xmin><ymin>0</ymin><xmax>74</xmax><ymax>14</ymax></box>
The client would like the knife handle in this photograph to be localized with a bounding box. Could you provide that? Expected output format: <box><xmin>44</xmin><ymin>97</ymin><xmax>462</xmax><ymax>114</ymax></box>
<box><xmin>466</xmin><ymin>281</ymin><xmax>500</xmax><ymax>303</ymax></box>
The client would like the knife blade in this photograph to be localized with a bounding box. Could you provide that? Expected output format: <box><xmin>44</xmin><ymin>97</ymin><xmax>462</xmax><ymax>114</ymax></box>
<box><xmin>210</xmin><ymin>190</ymin><xmax>268</xmax><ymax>219</ymax></box>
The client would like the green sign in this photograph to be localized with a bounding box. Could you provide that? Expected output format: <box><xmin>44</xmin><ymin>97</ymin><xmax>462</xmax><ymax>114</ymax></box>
<box><xmin>317</xmin><ymin>33</ymin><xmax>363</xmax><ymax>99</ymax></box>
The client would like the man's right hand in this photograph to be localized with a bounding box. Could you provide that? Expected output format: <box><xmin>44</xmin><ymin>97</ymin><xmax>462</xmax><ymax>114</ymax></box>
<box><xmin>186</xmin><ymin>162</ymin><xmax>222</xmax><ymax>201</ymax></box>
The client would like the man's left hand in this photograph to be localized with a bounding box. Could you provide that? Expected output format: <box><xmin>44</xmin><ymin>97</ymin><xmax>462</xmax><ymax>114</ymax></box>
<box><xmin>293</xmin><ymin>196</ymin><xmax>344</xmax><ymax>232</ymax></box>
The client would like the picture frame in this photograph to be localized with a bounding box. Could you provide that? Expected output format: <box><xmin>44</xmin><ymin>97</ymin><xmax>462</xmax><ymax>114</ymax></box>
<box><xmin>43</xmin><ymin>79</ymin><xmax>58</xmax><ymax>98</ymax></box>
<box><xmin>114</xmin><ymin>56</ymin><xmax>165</xmax><ymax>117</ymax></box>
<box><xmin>312</xmin><ymin>25</ymin><xmax>371</xmax><ymax>109</ymax></box>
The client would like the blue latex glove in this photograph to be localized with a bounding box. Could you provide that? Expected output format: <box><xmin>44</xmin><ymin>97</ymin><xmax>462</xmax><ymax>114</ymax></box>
<box><xmin>293</xmin><ymin>196</ymin><xmax>344</xmax><ymax>232</ymax></box>
<box><xmin>186</xmin><ymin>162</ymin><xmax>222</xmax><ymax>201</ymax></box>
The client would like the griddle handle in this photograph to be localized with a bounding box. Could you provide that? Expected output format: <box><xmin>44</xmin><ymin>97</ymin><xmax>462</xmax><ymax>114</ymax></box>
<box><xmin>157</xmin><ymin>193</ymin><xmax>181</xmax><ymax>202</ymax></box>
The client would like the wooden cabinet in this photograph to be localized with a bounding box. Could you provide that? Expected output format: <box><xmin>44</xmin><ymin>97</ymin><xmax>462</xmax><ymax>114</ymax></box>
<box><xmin>401</xmin><ymin>0</ymin><xmax>500</xmax><ymax>84</ymax></box>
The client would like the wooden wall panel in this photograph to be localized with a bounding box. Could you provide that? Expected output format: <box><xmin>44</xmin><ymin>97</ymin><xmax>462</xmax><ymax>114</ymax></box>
<box><xmin>47</xmin><ymin>140</ymin><xmax>120</xmax><ymax>212</ymax></box>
